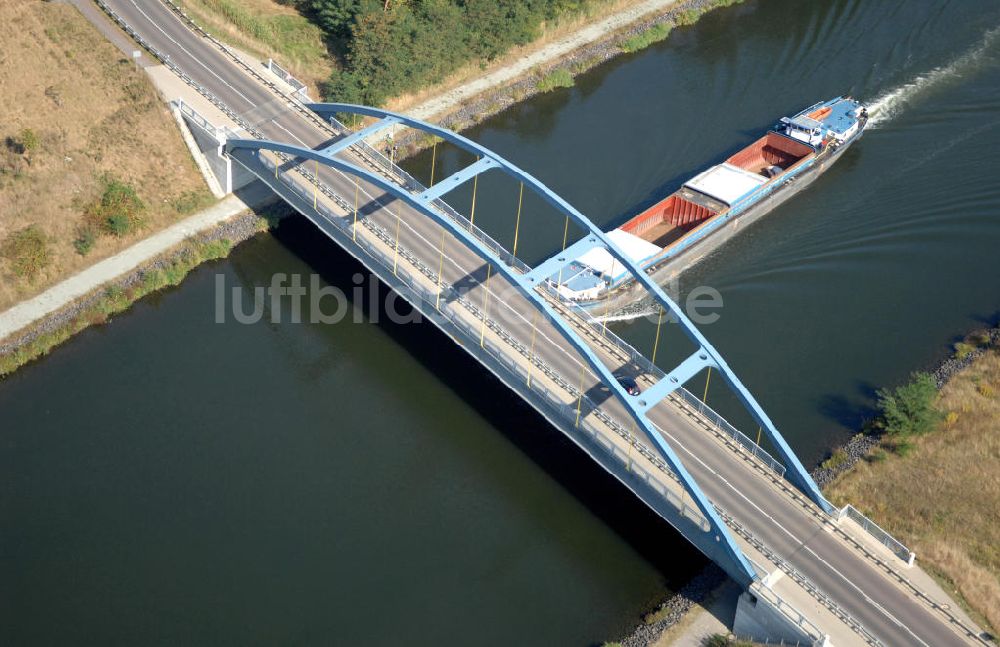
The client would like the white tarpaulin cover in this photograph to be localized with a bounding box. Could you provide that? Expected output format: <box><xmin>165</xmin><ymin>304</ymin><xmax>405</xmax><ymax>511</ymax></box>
<box><xmin>574</xmin><ymin>229</ymin><xmax>661</xmax><ymax>281</ymax></box>
<box><xmin>684</xmin><ymin>163</ymin><xmax>767</xmax><ymax>206</ymax></box>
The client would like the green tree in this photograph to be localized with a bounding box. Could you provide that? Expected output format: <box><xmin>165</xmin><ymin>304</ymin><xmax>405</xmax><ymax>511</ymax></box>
<box><xmin>309</xmin><ymin>0</ymin><xmax>382</xmax><ymax>39</ymax></box>
<box><xmin>875</xmin><ymin>372</ymin><xmax>941</xmax><ymax>438</ymax></box>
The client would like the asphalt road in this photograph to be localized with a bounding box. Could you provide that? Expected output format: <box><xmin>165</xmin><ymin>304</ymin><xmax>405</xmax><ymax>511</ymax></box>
<box><xmin>98</xmin><ymin>2</ymin><xmax>974</xmax><ymax>644</ymax></box>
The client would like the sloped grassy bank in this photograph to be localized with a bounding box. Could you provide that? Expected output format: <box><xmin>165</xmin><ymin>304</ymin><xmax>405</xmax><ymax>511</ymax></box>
<box><xmin>822</xmin><ymin>326</ymin><xmax>1000</xmax><ymax>634</ymax></box>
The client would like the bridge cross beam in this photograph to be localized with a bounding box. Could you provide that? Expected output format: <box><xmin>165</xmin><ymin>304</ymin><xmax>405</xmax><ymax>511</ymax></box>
<box><xmin>418</xmin><ymin>157</ymin><xmax>497</xmax><ymax>203</ymax></box>
<box><xmin>638</xmin><ymin>350</ymin><xmax>716</xmax><ymax>414</ymax></box>
<box><xmin>321</xmin><ymin>116</ymin><xmax>401</xmax><ymax>157</ymax></box>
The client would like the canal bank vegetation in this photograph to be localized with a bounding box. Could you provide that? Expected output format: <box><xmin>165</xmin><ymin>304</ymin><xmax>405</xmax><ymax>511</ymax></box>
<box><xmin>0</xmin><ymin>213</ymin><xmax>269</xmax><ymax>379</ymax></box>
<box><xmin>0</xmin><ymin>1</ymin><xmax>214</xmax><ymax>312</ymax></box>
<box><xmin>825</xmin><ymin>339</ymin><xmax>1000</xmax><ymax>633</ymax></box>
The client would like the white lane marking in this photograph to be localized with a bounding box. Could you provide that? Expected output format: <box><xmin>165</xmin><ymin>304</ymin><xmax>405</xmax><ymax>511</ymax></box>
<box><xmin>652</xmin><ymin>419</ymin><xmax>931</xmax><ymax>646</ymax></box>
<box><xmin>269</xmin><ymin>119</ymin><xmax>310</xmax><ymax>147</ymax></box>
<box><xmin>125</xmin><ymin>0</ymin><xmax>256</xmax><ymax>107</ymax></box>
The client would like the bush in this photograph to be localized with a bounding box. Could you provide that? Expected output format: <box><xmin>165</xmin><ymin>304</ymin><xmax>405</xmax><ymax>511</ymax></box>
<box><xmin>18</xmin><ymin>128</ymin><xmax>40</xmax><ymax>153</ymax></box>
<box><xmin>875</xmin><ymin>372</ymin><xmax>940</xmax><ymax>439</ymax></box>
<box><xmin>674</xmin><ymin>8</ymin><xmax>702</xmax><ymax>26</ymax></box>
<box><xmin>1</xmin><ymin>225</ymin><xmax>50</xmax><ymax>279</ymax></box>
<box><xmin>621</xmin><ymin>23</ymin><xmax>672</xmax><ymax>53</ymax></box>
<box><xmin>170</xmin><ymin>189</ymin><xmax>213</xmax><ymax>215</ymax></box>
<box><xmin>821</xmin><ymin>448</ymin><xmax>850</xmax><ymax>470</ymax></box>
<box><xmin>536</xmin><ymin>68</ymin><xmax>574</xmax><ymax>93</ymax></box>
<box><xmin>73</xmin><ymin>226</ymin><xmax>96</xmax><ymax>256</ymax></box>
<box><xmin>868</xmin><ymin>448</ymin><xmax>888</xmax><ymax>463</ymax></box>
<box><xmin>85</xmin><ymin>177</ymin><xmax>145</xmax><ymax>237</ymax></box>
<box><xmin>954</xmin><ymin>342</ymin><xmax>976</xmax><ymax>359</ymax></box>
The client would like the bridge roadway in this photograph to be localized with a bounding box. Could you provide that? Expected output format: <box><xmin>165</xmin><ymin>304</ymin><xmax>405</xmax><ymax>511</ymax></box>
<box><xmin>101</xmin><ymin>2</ymin><xmax>975</xmax><ymax>644</ymax></box>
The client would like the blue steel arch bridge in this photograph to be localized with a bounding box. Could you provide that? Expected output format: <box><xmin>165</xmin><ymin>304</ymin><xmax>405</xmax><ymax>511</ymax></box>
<box><xmin>221</xmin><ymin>103</ymin><xmax>976</xmax><ymax>647</ymax></box>
<box><xmin>90</xmin><ymin>1</ymin><xmax>991</xmax><ymax>643</ymax></box>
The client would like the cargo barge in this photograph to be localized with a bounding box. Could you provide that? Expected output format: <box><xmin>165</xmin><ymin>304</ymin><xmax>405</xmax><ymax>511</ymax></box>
<box><xmin>548</xmin><ymin>96</ymin><xmax>868</xmax><ymax>314</ymax></box>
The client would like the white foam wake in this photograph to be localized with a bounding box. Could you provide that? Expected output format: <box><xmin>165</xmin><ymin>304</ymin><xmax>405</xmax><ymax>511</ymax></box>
<box><xmin>591</xmin><ymin>307</ymin><xmax>658</xmax><ymax>324</ymax></box>
<box><xmin>867</xmin><ymin>25</ymin><xmax>1000</xmax><ymax>128</ymax></box>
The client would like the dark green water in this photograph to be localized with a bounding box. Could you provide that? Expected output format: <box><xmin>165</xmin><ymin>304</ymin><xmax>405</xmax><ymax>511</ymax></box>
<box><xmin>4</xmin><ymin>0</ymin><xmax>1000</xmax><ymax>644</ymax></box>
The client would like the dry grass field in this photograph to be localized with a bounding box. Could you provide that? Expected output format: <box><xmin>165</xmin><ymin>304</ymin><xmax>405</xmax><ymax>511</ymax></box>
<box><xmin>174</xmin><ymin>0</ymin><xmax>333</xmax><ymax>96</ymax></box>
<box><xmin>826</xmin><ymin>348</ymin><xmax>1000</xmax><ymax>632</ymax></box>
<box><xmin>0</xmin><ymin>0</ymin><xmax>212</xmax><ymax>311</ymax></box>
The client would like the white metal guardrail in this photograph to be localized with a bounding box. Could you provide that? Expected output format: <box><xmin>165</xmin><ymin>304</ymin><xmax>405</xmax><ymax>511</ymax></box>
<box><xmin>841</xmin><ymin>504</ymin><xmax>916</xmax><ymax>566</ymax></box>
<box><xmin>173</xmin><ymin>98</ymin><xmax>224</xmax><ymax>141</ymax></box>
<box><xmin>749</xmin><ymin>581</ymin><xmax>828</xmax><ymax>645</ymax></box>
<box><xmin>265</xmin><ymin>59</ymin><xmax>309</xmax><ymax>99</ymax></box>
<box><xmin>672</xmin><ymin>386</ymin><xmax>787</xmax><ymax>477</ymax></box>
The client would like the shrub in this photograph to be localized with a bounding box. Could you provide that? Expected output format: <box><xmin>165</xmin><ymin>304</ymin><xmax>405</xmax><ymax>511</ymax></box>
<box><xmin>954</xmin><ymin>342</ymin><xmax>976</xmax><ymax>360</ymax></box>
<box><xmin>73</xmin><ymin>226</ymin><xmax>96</xmax><ymax>256</ymax></box>
<box><xmin>1</xmin><ymin>225</ymin><xmax>50</xmax><ymax>279</ymax></box>
<box><xmin>18</xmin><ymin>128</ymin><xmax>40</xmax><ymax>153</ymax></box>
<box><xmin>868</xmin><ymin>448</ymin><xmax>888</xmax><ymax>463</ymax></box>
<box><xmin>85</xmin><ymin>177</ymin><xmax>145</xmax><ymax>237</ymax></box>
<box><xmin>821</xmin><ymin>448</ymin><xmax>850</xmax><ymax>470</ymax></box>
<box><xmin>875</xmin><ymin>372</ymin><xmax>941</xmax><ymax>438</ymax></box>
<box><xmin>978</xmin><ymin>383</ymin><xmax>995</xmax><ymax>398</ymax></box>
<box><xmin>944</xmin><ymin>411</ymin><xmax>960</xmax><ymax>427</ymax></box>
<box><xmin>674</xmin><ymin>8</ymin><xmax>702</xmax><ymax>26</ymax></box>
<box><xmin>536</xmin><ymin>68</ymin><xmax>574</xmax><ymax>93</ymax></box>
<box><xmin>170</xmin><ymin>189</ymin><xmax>213</xmax><ymax>215</ymax></box>
<box><xmin>621</xmin><ymin>23</ymin><xmax>672</xmax><ymax>53</ymax></box>
<box><xmin>702</xmin><ymin>634</ymin><xmax>755</xmax><ymax>647</ymax></box>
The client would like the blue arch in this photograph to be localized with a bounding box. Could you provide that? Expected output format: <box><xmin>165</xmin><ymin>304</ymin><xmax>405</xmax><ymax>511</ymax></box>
<box><xmin>226</xmin><ymin>137</ymin><xmax>758</xmax><ymax>587</ymax></box>
<box><xmin>306</xmin><ymin>103</ymin><xmax>830</xmax><ymax>515</ymax></box>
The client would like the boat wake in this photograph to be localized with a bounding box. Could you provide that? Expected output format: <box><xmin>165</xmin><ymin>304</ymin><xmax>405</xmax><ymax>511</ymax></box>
<box><xmin>867</xmin><ymin>26</ymin><xmax>1000</xmax><ymax>128</ymax></box>
<box><xmin>591</xmin><ymin>306</ymin><xmax>659</xmax><ymax>324</ymax></box>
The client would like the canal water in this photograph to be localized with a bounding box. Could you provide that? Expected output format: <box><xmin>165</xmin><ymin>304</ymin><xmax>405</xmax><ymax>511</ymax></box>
<box><xmin>4</xmin><ymin>0</ymin><xmax>1000</xmax><ymax>644</ymax></box>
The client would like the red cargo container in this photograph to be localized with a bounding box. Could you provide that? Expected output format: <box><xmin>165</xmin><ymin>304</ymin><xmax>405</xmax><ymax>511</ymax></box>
<box><xmin>726</xmin><ymin>132</ymin><xmax>814</xmax><ymax>176</ymax></box>
<box><xmin>621</xmin><ymin>195</ymin><xmax>717</xmax><ymax>246</ymax></box>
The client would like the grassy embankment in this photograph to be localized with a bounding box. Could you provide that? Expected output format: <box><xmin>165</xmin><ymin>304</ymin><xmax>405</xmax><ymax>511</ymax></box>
<box><xmin>0</xmin><ymin>1</ymin><xmax>214</xmax><ymax>313</ymax></box>
<box><xmin>172</xmin><ymin>0</ymin><xmax>333</xmax><ymax>95</ymax></box>
<box><xmin>825</xmin><ymin>334</ymin><xmax>1000</xmax><ymax>633</ymax></box>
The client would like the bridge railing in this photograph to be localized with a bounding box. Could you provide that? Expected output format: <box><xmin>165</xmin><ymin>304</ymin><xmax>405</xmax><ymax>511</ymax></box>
<box><xmin>839</xmin><ymin>503</ymin><xmax>915</xmax><ymax>566</ymax></box>
<box><xmin>265</xmin><ymin>59</ymin><xmax>309</xmax><ymax>100</ymax></box>
<box><xmin>748</xmin><ymin>581</ymin><xmax>827</xmax><ymax>645</ymax></box>
<box><xmin>671</xmin><ymin>387</ymin><xmax>787</xmax><ymax>478</ymax></box>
